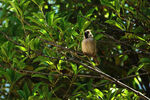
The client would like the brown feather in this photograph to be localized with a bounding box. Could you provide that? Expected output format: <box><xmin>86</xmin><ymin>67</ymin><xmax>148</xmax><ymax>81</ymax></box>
<box><xmin>81</xmin><ymin>30</ymin><xmax>99</xmax><ymax>65</ymax></box>
<box><xmin>82</xmin><ymin>37</ymin><xmax>96</xmax><ymax>57</ymax></box>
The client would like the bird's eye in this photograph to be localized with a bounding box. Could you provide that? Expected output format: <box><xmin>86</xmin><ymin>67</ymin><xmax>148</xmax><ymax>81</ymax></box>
<box><xmin>89</xmin><ymin>34</ymin><xmax>92</xmax><ymax>37</ymax></box>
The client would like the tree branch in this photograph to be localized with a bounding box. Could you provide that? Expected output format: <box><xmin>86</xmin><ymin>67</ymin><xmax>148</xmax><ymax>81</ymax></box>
<box><xmin>42</xmin><ymin>41</ymin><xmax>150</xmax><ymax>100</ymax></box>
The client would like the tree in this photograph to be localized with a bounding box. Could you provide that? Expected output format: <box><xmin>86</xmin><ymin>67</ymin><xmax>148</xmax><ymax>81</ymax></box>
<box><xmin>0</xmin><ymin>0</ymin><xmax>150</xmax><ymax>99</ymax></box>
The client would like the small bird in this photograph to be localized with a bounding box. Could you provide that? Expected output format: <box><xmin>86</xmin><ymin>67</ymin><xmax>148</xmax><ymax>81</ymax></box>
<box><xmin>82</xmin><ymin>30</ymin><xmax>99</xmax><ymax>64</ymax></box>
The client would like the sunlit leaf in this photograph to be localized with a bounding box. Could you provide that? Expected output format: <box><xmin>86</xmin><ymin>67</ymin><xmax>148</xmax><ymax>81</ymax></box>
<box><xmin>16</xmin><ymin>45</ymin><xmax>27</xmax><ymax>52</ymax></box>
<box><xmin>71</xmin><ymin>63</ymin><xmax>77</xmax><ymax>74</ymax></box>
<box><xmin>47</xmin><ymin>11</ymin><xmax>55</xmax><ymax>26</ymax></box>
<box><xmin>94</xmin><ymin>88</ymin><xmax>104</xmax><ymax>98</ymax></box>
<box><xmin>83</xmin><ymin>21</ymin><xmax>91</xmax><ymax>30</ymax></box>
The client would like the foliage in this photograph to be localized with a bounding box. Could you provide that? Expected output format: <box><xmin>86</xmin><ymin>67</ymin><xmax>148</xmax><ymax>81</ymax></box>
<box><xmin>0</xmin><ymin>0</ymin><xmax>150</xmax><ymax>99</ymax></box>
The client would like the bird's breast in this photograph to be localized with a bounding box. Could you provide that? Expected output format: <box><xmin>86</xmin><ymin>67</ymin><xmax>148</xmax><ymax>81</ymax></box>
<box><xmin>81</xmin><ymin>38</ymin><xmax>96</xmax><ymax>56</ymax></box>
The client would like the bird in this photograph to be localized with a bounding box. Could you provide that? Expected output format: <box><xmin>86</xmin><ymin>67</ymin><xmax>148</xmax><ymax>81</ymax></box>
<box><xmin>81</xmin><ymin>30</ymin><xmax>99</xmax><ymax>64</ymax></box>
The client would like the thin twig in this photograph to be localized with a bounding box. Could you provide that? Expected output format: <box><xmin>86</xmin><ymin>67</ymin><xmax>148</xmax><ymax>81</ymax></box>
<box><xmin>0</xmin><ymin>31</ymin><xmax>20</xmax><ymax>45</ymax></box>
<box><xmin>1</xmin><ymin>29</ymin><xmax>149</xmax><ymax>100</ymax></box>
<box><xmin>41</xmin><ymin>41</ymin><xmax>150</xmax><ymax>100</ymax></box>
<box><xmin>69</xmin><ymin>59</ymin><xmax>150</xmax><ymax>100</ymax></box>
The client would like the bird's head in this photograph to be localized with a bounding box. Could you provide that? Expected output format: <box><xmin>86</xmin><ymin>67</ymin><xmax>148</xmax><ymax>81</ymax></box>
<box><xmin>84</xmin><ymin>30</ymin><xmax>93</xmax><ymax>39</ymax></box>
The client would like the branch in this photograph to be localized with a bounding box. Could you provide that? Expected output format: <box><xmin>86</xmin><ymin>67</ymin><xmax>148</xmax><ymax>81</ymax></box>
<box><xmin>1</xmin><ymin>30</ymin><xmax>149</xmax><ymax>99</ymax></box>
<box><xmin>98</xmin><ymin>72</ymin><xmax>150</xmax><ymax>88</ymax></box>
<box><xmin>1</xmin><ymin>54</ymin><xmax>149</xmax><ymax>100</ymax></box>
<box><xmin>119</xmin><ymin>72</ymin><xmax>150</xmax><ymax>81</ymax></box>
<box><xmin>70</xmin><ymin>59</ymin><xmax>149</xmax><ymax>100</ymax></box>
<box><xmin>0</xmin><ymin>31</ymin><xmax>20</xmax><ymax>45</ymax></box>
<box><xmin>0</xmin><ymin>64</ymin><xmax>102</xmax><ymax>79</ymax></box>
<box><xmin>42</xmin><ymin>41</ymin><xmax>150</xmax><ymax>100</ymax></box>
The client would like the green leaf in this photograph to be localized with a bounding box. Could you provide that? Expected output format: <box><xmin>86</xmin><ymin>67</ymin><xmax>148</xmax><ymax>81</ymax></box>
<box><xmin>95</xmin><ymin>34</ymin><xmax>104</xmax><ymax>40</ymax></box>
<box><xmin>71</xmin><ymin>63</ymin><xmax>77</xmax><ymax>74</ymax></box>
<box><xmin>72</xmin><ymin>31</ymin><xmax>79</xmax><ymax>36</ymax></box>
<box><xmin>133</xmin><ymin>26</ymin><xmax>145</xmax><ymax>34</ymax></box>
<box><xmin>126</xmin><ymin>19</ymin><xmax>131</xmax><ymax>30</ymax></box>
<box><xmin>1</xmin><ymin>45</ymin><xmax>7</xmax><ymax>57</ymax></box>
<box><xmin>68</xmin><ymin>42</ymin><xmax>77</xmax><ymax>48</ymax></box>
<box><xmin>30</xmin><ymin>38</ymin><xmax>40</xmax><ymax>50</ymax></box>
<box><xmin>24</xmin><ymin>25</ymin><xmax>41</xmax><ymax>32</ymax></box>
<box><xmin>48</xmin><ymin>74</ymin><xmax>54</xmax><ymax>83</ymax></box>
<box><xmin>100</xmin><ymin>0</ymin><xmax>115</xmax><ymax>10</ymax></box>
<box><xmin>77</xmin><ymin>11</ymin><xmax>86</xmax><ymax>31</ymax></box>
<box><xmin>136</xmin><ymin>41</ymin><xmax>146</xmax><ymax>48</ymax></box>
<box><xmin>86</xmin><ymin>8</ymin><xmax>95</xmax><ymax>17</ymax></box>
<box><xmin>47</xmin><ymin>11</ymin><xmax>55</xmax><ymax>26</ymax></box>
<box><xmin>128</xmin><ymin>64</ymin><xmax>144</xmax><ymax>75</ymax></box>
<box><xmin>5</xmin><ymin>69</ymin><xmax>16</xmax><ymax>83</ymax></box>
<box><xmin>139</xmin><ymin>58</ymin><xmax>150</xmax><ymax>63</ymax></box>
<box><xmin>94</xmin><ymin>88</ymin><xmax>104</xmax><ymax>98</ymax></box>
<box><xmin>0</xmin><ymin>41</ymin><xmax>14</xmax><ymax>59</ymax></box>
<box><xmin>48</xmin><ymin>72</ymin><xmax>58</xmax><ymax>83</ymax></box>
<box><xmin>26</xmin><ymin>16</ymin><xmax>43</xmax><ymax>26</ymax></box>
<box><xmin>127</xmin><ymin>66</ymin><xmax>138</xmax><ymax>75</ymax></box>
<box><xmin>9</xmin><ymin>1</ymin><xmax>19</xmax><ymax>17</ymax></box>
<box><xmin>30</xmin><ymin>39</ymin><xmax>35</xmax><ymax>50</ymax></box>
<box><xmin>16</xmin><ymin>45</ymin><xmax>27</xmax><ymax>52</ymax></box>
<box><xmin>136</xmin><ymin>36</ymin><xmax>146</xmax><ymax>42</ymax></box>
<box><xmin>23</xmin><ymin>82</ymin><xmax>30</xmax><ymax>99</ymax></box>
<box><xmin>33</xmin><ymin>56</ymin><xmax>49</xmax><ymax>63</ymax></box>
<box><xmin>32</xmin><ymin>82</ymin><xmax>42</xmax><ymax>94</ymax></box>
<box><xmin>34</xmin><ymin>67</ymin><xmax>47</xmax><ymax>72</ymax></box>
<box><xmin>19</xmin><ymin>0</ymin><xmax>26</xmax><ymax>5</ymax></box>
<box><xmin>18</xmin><ymin>39</ymin><xmax>26</xmax><ymax>46</ymax></box>
<box><xmin>0</xmin><ymin>67</ymin><xmax>5</xmax><ymax>76</ymax></box>
<box><xmin>73</xmin><ymin>83</ymin><xmax>86</xmax><ymax>94</ymax></box>
<box><xmin>25</xmin><ymin>35</ymin><xmax>30</xmax><ymax>43</ymax></box>
<box><xmin>83</xmin><ymin>21</ymin><xmax>91</xmax><ymax>30</ymax></box>
<box><xmin>115</xmin><ymin>0</ymin><xmax>120</xmax><ymax>13</ymax></box>
<box><xmin>125</xmin><ymin>6</ymin><xmax>136</xmax><ymax>15</ymax></box>
<box><xmin>31</xmin><ymin>0</ymin><xmax>38</xmax><ymax>6</ymax></box>
<box><xmin>134</xmin><ymin>77</ymin><xmax>140</xmax><ymax>87</ymax></box>
<box><xmin>32</xmin><ymin>12</ymin><xmax>44</xmax><ymax>19</ymax></box>
<box><xmin>105</xmin><ymin>20</ymin><xmax>124</xmax><ymax>30</ymax></box>
<box><xmin>39</xmin><ymin>29</ymin><xmax>48</xmax><ymax>35</ymax></box>
<box><xmin>53</xmin><ymin>17</ymin><xmax>61</xmax><ymax>25</ymax></box>
<box><xmin>32</xmin><ymin>74</ymin><xmax>48</xmax><ymax>79</ymax></box>
<box><xmin>22</xmin><ymin>1</ymin><xmax>31</xmax><ymax>10</ymax></box>
<box><xmin>17</xmin><ymin>90</ymin><xmax>26</xmax><ymax>100</ymax></box>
